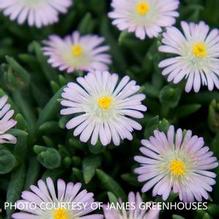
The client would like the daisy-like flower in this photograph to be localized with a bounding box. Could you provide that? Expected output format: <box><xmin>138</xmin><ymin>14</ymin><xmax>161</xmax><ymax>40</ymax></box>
<box><xmin>0</xmin><ymin>0</ymin><xmax>72</xmax><ymax>28</ymax></box>
<box><xmin>103</xmin><ymin>192</ymin><xmax>160</xmax><ymax>219</ymax></box>
<box><xmin>0</xmin><ymin>96</ymin><xmax>17</xmax><ymax>144</ymax></box>
<box><xmin>43</xmin><ymin>32</ymin><xmax>111</xmax><ymax>73</ymax></box>
<box><xmin>60</xmin><ymin>70</ymin><xmax>147</xmax><ymax>146</ymax></box>
<box><xmin>108</xmin><ymin>0</ymin><xmax>179</xmax><ymax>40</ymax></box>
<box><xmin>134</xmin><ymin>125</ymin><xmax>219</xmax><ymax>202</ymax></box>
<box><xmin>12</xmin><ymin>177</ymin><xmax>103</xmax><ymax>219</ymax></box>
<box><xmin>159</xmin><ymin>21</ymin><xmax>219</xmax><ymax>92</ymax></box>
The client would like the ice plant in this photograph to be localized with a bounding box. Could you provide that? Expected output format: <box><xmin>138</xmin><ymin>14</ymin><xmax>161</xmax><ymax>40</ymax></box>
<box><xmin>12</xmin><ymin>177</ymin><xmax>103</xmax><ymax>219</ymax></box>
<box><xmin>60</xmin><ymin>70</ymin><xmax>147</xmax><ymax>146</ymax></box>
<box><xmin>134</xmin><ymin>125</ymin><xmax>219</xmax><ymax>202</ymax></box>
<box><xmin>0</xmin><ymin>0</ymin><xmax>72</xmax><ymax>28</ymax></box>
<box><xmin>43</xmin><ymin>31</ymin><xmax>111</xmax><ymax>73</ymax></box>
<box><xmin>159</xmin><ymin>21</ymin><xmax>219</xmax><ymax>92</ymax></box>
<box><xmin>103</xmin><ymin>192</ymin><xmax>160</xmax><ymax>219</ymax></box>
<box><xmin>0</xmin><ymin>96</ymin><xmax>17</xmax><ymax>144</ymax></box>
<box><xmin>108</xmin><ymin>0</ymin><xmax>179</xmax><ymax>40</ymax></box>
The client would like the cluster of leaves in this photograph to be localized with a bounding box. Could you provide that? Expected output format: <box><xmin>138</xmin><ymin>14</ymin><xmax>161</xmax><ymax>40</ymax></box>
<box><xmin>0</xmin><ymin>0</ymin><xmax>219</xmax><ymax>219</ymax></box>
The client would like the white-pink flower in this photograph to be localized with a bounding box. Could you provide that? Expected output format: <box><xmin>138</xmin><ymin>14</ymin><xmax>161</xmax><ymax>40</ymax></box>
<box><xmin>159</xmin><ymin>21</ymin><xmax>219</xmax><ymax>92</ymax></box>
<box><xmin>12</xmin><ymin>177</ymin><xmax>103</xmax><ymax>219</ymax></box>
<box><xmin>43</xmin><ymin>31</ymin><xmax>111</xmax><ymax>73</ymax></box>
<box><xmin>0</xmin><ymin>0</ymin><xmax>72</xmax><ymax>28</ymax></box>
<box><xmin>60</xmin><ymin>70</ymin><xmax>147</xmax><ymax>146</ymax></box>
<box><xmin>109</xmin><ymin>0</ymin><xmax>179</xmax><ymax>40</ymax></box>
<box><xmin>103</xmin><ymin>192</ymin><xmax>160</xmax><ymax>219</ymax></box>
<box><xmin>0</xmin><ymin>95</ymin><xmax>17</xmax><ymax>144</ymax></box>
<box><xmin>134</xmin><ymin>125</ymin><xmax>218</xmax><ymax>202</ymax></box>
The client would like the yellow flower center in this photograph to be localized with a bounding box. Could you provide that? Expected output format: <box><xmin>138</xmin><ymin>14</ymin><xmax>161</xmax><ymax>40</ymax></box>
<box><xmin>136</xmin><ymin>2</ymin><xmax>150</xmax><ymax>16</ymax></box>
<box><xmin>192</xmin><ymin>42</ymin><xmax>207</xmax><ymax>58</ymax></box>
<box><xmin>71</xmin><ymin>44</ymin><xmax>83</xmax><ymax>57</ymax></box>
<box><xmin>97</xmin><ymin>96</ymin><xmax>113</xmax><ymax>110</ymax></box>
<box><xmin>53</xmin><ymin>208</ymin><xmax>70</xmax><ymax>219</ymax></box>
<box><xmin>169</xmin><ymin>159</ymin><xmax>186</xmax><ymax>176</ymax></box>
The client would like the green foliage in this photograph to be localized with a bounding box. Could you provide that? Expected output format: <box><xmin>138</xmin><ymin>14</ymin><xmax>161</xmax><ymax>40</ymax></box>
<box><xmin>83</xmin><ymin>155</ymin><xmax>101</xmax><ymax>184</ymax></box>
<box><xmin>208</xmin><ymin>100</ymin><xmax>219</xmax><ymax>133</ymax></box>
<box><xmin>0</xmin><ymin>148</ymin><xmax>16</xmax><ymax>174</ymax></box>
<box><xmin>34</xmin><ymin>145</ymin><xmax>61</xmax><ymax>169</ymax></box>
<box><xmin>107</xmin><ymin>192</ymin><xmax>118</xmax><ymax>204</ymax></box>
<box><xmin>159</xmin><ymin>85</ymin><xmax>182</xmax><ymax>108</ymax></box>
<box><xmin>172</xmin><ymin>215</ymin><xmax>185</xmax><ymax>219</ymax></box>
<box><xmin>6</xmin><ymin>164</ymin><xmax>26</xmax><ymax>218</ymax></box>
<box><xmin>96</xmin><ymin>169</ymin><xmax>126</xmax><ymax>200</ymax></box>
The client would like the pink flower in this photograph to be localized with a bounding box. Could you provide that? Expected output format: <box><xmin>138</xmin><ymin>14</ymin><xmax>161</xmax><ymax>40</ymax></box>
<box><xmin>103</xmin><ymin>192</ymin><xmax>160</xmax><ymax>219</ymax></box>
<box><xmin>12</xmin><ymin>177</ymin><xmax>103</xmax><ymax>219</ymax></box>
<box><xmin>109</xmin><ymin>0</ymin><xmax>179</xmax><ymax>40</ymax></box>
<box><xmin>43</xmin><ymin>32</ymin><xmax>111</xmax><ymax>73</ymax></box>
<box><xmin>0</xmin><ymin>0</ymin><xmax>72</xmax><ymax>28</ymax></box>
<box><xmin>60</xmin><ymin>70</ymin><xmax>147</xmax><ymax>146</ymax></box>
<box><xmin>159</xmin><ymin>21</ymin><xmax>219</xmax><ymax>92</ymax></box>
<box><xmin>135</xmin><ymin>125</ymin><xmax>218</xmax><ymax>202</ymax></box>
<box><xmin>0</xmin><ymin>96</ymin><xmax>17</xmax><ymax>144</ymax></box>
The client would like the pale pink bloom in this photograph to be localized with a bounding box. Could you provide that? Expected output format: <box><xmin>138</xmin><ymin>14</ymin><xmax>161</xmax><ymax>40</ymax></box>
<box><xmin>60</xmin><ymin>71</ymin><xmax>147</xmax><ymax>146</ymax></box>
<box><xmin>134</xmin><ymin>125</ymin><xmax>218</xmax><ymax>202</ymax></box>
<box><xmin>0</xmin><ymin>96</ymin><xmax>17</xmax><ymax>144</ymax></box>
<box><xmin>159</xmin><ymin>21</ymin><xmax>219</xmax><ymax>92</ymax></box>
<box><xmin>109</xmin><ymin>0</ymin><xmax>179</xmax><ymax>40</ymax></box>
<box><xmin>0</xmin><ymin>0</ymin><xmax>72</xmax><ymax>28</ymax></box>
<box><xmin>43</xmin><ymin>31</ymin><xmax>111</xmax><ymax>74</ymax></box>
<box><xmin>12</xmin><ymin>177</ymin><xmax>103</xmax><ymax>219</ymax></box>
<box><xmin>103</xmin><ymin>192</ymin><xmax>160</xmax><ymax>219</ymax></box>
